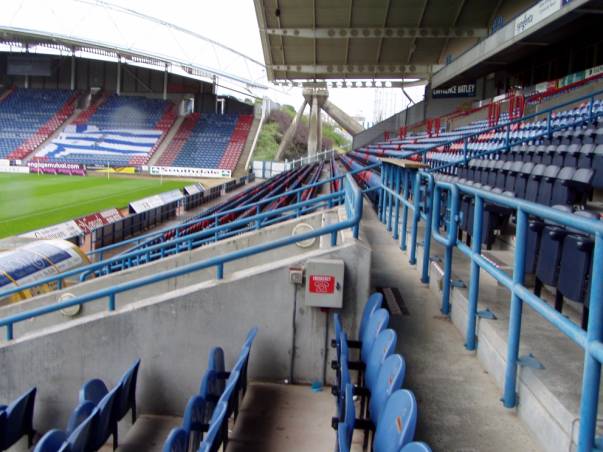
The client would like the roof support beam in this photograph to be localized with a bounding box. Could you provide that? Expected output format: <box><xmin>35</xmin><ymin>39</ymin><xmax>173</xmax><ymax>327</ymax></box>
<box><xmin>269</xmin><ymin>64</ymin><xmax>441</xmax><ymax>76</ymax></box>
<box><xmin>263</xmin><ymin>27</ymin><xmax>488</xmax><ymax>39</ymax></box>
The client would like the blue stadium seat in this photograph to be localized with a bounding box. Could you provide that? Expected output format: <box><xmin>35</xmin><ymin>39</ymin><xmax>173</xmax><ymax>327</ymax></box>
<box><xmin>181</xmin><ymin>395</ymin><xmax>206</xmax><ymax>450</ymax></box>
<box><xmin>163</xmin><ymin>427</ymin><xmax>188</xmax><ymax>452</ymax></box>
<box><xmin>369</xmin><ymin>355</ymin><xmax>406</xmax><ymax>425</ymax></box>
<box><xmin>361</xmin><ymin>309</ymin><xmax>390</xmax><ymax>364</ymax></box>
<box><xmin>0</xmin><ymin>387</ymin><xmax>37</xmax><ymax>450</ymax></box>
<box><xmin>364</xmin><ymin>329</ymin><xmax>397</xmax><ymax>392</ymax></box>
<box><xmin>372</xmin><ymin>390</ymin><xmax>418</xmax><ymax>452</ymax></box>
<box><xmin>197</xmin><ymin>401</ymin><xmax>227</xmax><ymax>452</ymax></box>
<box><xmin>400</xmin><ymin>442</ymin><xmax>433</xmax><ymax>452</ymax></box>
<box><xmin>64</xmin><ymin>409</ymin><xmax>97</xmax><ymax>452</ymax></box>
<box><xmin>33</xmin><ymin>430</ymin><xmax>68</xmax><ymax>452</ymax></box>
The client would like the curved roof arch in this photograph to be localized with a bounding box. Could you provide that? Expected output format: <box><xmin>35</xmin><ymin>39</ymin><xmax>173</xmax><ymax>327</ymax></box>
<box><xmin>0</xmin><ymin>0</ymin><xmax>269</xmax><ymax>90</ymax></box>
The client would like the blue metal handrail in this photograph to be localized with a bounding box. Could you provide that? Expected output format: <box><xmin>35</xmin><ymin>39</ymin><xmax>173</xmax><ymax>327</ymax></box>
<box><xmin>377</xmin><ymin>158</ymin><xmax>603</xmax><ymax>451</ymax></box>
<box><xmin>88</xmin><ymin>163</ymin><xmax>378</xmax><ymax>259</ymax></box>
<box><xmin>0</xmin><ymin>190</ymin><xmax>345</xmax><ymax>301</ymax></box>
<box><xmin>0</xmin><ymin>173</ymin><xmax>363</xmax><ymax>342</ymax></box>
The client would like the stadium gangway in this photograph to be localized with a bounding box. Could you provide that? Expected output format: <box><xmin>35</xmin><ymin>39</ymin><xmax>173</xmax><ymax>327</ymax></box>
<box><xmin>0</xmin><ymin>172</ymin><xmax>363</xmax><ymax>341</ymax></box>
<box><xmin>357</xmin><ymin>87</ymin><xmax>603</xmax><ymax>166</ymax></box>
<box><xmin>87</xmin><ymin>168</ymin><xmax>301</xmax><ymax>261</ymax></box>
<box><xmin>0</xmin><ymin>168</ymin><xmax>375</xmax><ymax>302</ymax></box>
<box><xmin>376</xmin><ymin>159</ymin><xmax>603</xmax><ymax>452</ymax></box>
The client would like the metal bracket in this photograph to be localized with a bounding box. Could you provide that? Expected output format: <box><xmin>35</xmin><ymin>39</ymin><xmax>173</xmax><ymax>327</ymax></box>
<box><xmin>477</xmin><ymin>308</ymin><xmax>497</xmax><ymax>320</ymax></box>
<box><xmin>429</xmin><ymin>256</ymin><xmax>443</xmax><ymax>263</ymax></box>
<box><xmin>451</xmin><ymin>279</ymin><xmax>466</xmax><ymax>288</ymax></box>
<box><xmin>518</xmin><ymin>353</ymin><xmax>544</xmax><ymax>370</ymax></box>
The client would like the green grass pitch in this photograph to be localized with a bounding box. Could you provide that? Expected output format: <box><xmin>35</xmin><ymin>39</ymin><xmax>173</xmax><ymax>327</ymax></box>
<box><xmin>0</xmin><ymin>173</ymin><xmax>193</xmax><ymax>239</ymax></box>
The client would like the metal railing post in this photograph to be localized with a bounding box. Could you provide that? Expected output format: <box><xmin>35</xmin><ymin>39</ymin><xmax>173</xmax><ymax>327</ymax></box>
<box><xmin>465</xmin><ymin>195</ymin><xmax>483</xmax><ymax>351</ymax></box>
<box><xmin>387</xmin><ymin>166</ymin><xmax>394</xmax><ymax>231</ymax></box>
<box><xmin>393</xmin><ymin>168</ymin><xmax>401</xmax><ymax>240</ymax></box>
<box><xmin>400</xmin><ymin>170</ymin><xmax>410</xmax><ymax>251</ymax></box>
<box><xmin>409</xmin><ymin>172</ymin><xmax>421</xmax><ymax>265</ymax></box>
<box><xmin>379</xmin><ymin>164</ymin><xmax>388</xmax><ymax>223</ymax></box>
<box><xmin>577</xmin><ymin>233</ymin><xmax>603</xmax><ymax>451</ymax></box>
<box><xmin>420</xmin><ymin>175</ymin><xmax>434</xmax><ymax>284</ymax></box>
<box><xmin>502</xmin><ymin>208</ymin><xmax>527</xmax><ymax>407</ymax></box>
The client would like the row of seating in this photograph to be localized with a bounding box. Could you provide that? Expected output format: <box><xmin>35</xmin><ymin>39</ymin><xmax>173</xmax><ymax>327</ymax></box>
<box><xmin>332</xmin><ymin>293</ymin><xmax>431</xmax><ymax>452</ymax></box>
<box><xmin>34</xmin><ymin>359</ymin><xmax>140</xmax><ymax>452</ymax></box>
<box><xmin>450</xmin><ymin>160</ymin><xmax>594</xmax><ymax>207</ymax></box>
<box><xmin>432</xmin><ymin>173</ymin><xmax>599</xmax><ymax>328</ymax></box>
<box><xmin>162</xmin><ymin>327</ymin><xmax>258</xmax><ymax>452</ymax></box>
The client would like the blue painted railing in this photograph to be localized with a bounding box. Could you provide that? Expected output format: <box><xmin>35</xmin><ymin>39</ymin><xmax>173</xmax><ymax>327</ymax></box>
<box><xmin>377</xmin><ymin>159</ymin><xmax>603</xmax><ymax>452</ymax></box>
<box><xmin>358</xmin><ymin>87</ymin><xmax>603</xmax><ymax>168</ymax></box>
<box><xmin>0</xmin><ymin>171</ymin><xmax>357</xmax><ymax>302</ymax></box>
<box><xmin>0</xmin><ymin>173</ymin><xmax>363</xmax><ymax>342</ymax></box>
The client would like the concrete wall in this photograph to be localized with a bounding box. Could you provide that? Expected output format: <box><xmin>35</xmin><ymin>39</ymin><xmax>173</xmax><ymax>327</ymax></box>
<box><xmin>0</xmin><ymin>211</ymin><xmax>328</xmax><ymax>340</ymax></box>
<box><xmin>0</xmin><ymin>223</ymin><xmax>371</xmax><ymax>433</ymax></box>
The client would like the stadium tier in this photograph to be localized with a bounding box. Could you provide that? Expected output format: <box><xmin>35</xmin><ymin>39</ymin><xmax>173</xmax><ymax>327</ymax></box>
<box><xmin>158</xmin><ymin>113</ymin><xmax>252</xmax><ymax>171</ymax></box>
<box><xmin>0</xmin><ymin>88</ymin><xmax>78</xmax><ymax>160</ymax></box>
<box><xmin>33</xmin><ymin>94</ymin><xmax>176</xmax><ymax>167</ymax></box>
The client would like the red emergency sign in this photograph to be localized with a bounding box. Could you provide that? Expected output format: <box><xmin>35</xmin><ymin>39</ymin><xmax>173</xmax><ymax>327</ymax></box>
<box><xmin>309</xmin><ymin>275</ymin><xmax>336</xmax><ymax>294</ymax></box>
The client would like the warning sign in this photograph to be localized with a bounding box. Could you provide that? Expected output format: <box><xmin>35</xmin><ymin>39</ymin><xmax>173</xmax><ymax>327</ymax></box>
<box><xmin>308</xmin><ymin>275</ymin><xmax>335</xmax><ymax>294</ymax></box>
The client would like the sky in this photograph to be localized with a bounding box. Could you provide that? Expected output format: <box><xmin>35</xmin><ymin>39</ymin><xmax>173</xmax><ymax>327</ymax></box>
<box><xmin>4</xmin><ymin>0</ymin><xmax>425</xmax><ymax>123</ymax></box>
<box><xmin>107</xmin><ymin>0</ymin><xmax>426</xmax><ymax>122</ymax></box>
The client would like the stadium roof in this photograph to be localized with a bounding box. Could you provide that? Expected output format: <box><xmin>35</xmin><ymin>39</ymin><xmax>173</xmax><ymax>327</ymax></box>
<box><xmin>0</xmin><ymin>0</ymin><xmax>269</xmax><ymax>92</ymax></box>
<box><xmin>253</xmin><ymin>0</ymin><xmax>500</xmax><ymax>83</ymax></box>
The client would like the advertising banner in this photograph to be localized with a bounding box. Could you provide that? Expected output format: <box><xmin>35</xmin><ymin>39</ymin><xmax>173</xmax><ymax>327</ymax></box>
<box><xmin>20</xmin><ymin>220</ymin><xmax>83</xmax><ymax>240</ymax></box>
<box><xmin>149</xmin><ymin>166</ymin><xmax>231</xmax><ymax>179</ymax></box>
<box><xmin>514</xmin><ymin>0</ymin><xmax>561</xmax><ymax>36</ymax></box>
<box><xmin>432</xmin><ymin>83</ymin><xmax>476</xmax><ymax>99</ymax></box>
<box><xmin>0</xmin><ymin>165</ymin><xmax>29</xmax><ymax>174</ymax></box>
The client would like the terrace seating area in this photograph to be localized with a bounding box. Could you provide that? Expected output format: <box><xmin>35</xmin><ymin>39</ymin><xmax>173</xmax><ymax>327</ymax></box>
<box><xmin>34</xmin><ymin>94</ymin><xmax>176</xmax><ymax>167</ymax></box>
<box><xmin>0</xmin><ymin>88</ymin><xmax>78</xmax><ymax>160</ymax></box>
<box><xmin>161</xmin><ymin>113</ymin><xmax>252</xmax><ymax>170</ymax></box>
<box><xmin>332</xmin><ymin>293</ymin><xmax>431</xmax><ymax>452</ymax></box>
<box><xmin>33</xmin><ymin>360</ymin><xmax>140</xmax><ymax>452</ymax></box>
<box><xmin>162</xmin><ymin>328</ymin><xmax>257</xmax><ymax>452</ymax></box>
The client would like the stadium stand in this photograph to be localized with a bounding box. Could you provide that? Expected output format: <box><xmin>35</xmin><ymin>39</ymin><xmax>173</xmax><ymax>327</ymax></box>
<box><xmin>0</xmin><ymin>88</ymin><xmax>78</xmax><ymax>160</ymax></box>
<box><xmin>34</xmin><ymin>94</ymin><xmax>176</xmax><ymax>167</ymax></box>
<box><xmin>157</xmin><ymin>113</ymin><xmax>253</xmax><ymax>170</ymax></box>
<box><xmin>33</xmin><ymin>360</ymin><xmax>140</xmax><ymax>452</ymax></box>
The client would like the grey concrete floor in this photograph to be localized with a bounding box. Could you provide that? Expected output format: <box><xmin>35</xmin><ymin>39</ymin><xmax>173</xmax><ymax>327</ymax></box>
<box><xmin>361</xmin><ymin>206</ymin><xmax>541</xmax><ymax>452</ymax></box>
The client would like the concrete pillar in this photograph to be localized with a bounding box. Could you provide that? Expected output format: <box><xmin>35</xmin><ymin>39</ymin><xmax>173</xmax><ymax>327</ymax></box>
<box><xmin>322</xmin><ymin>100</ymin><xmax>364</xmax><ymax>136</ymax></box>
<box><xmin>317</xmin><ymin>106</ymin><xmax>323</xmax><ymax>154</ymax></box>
<box><xmin>275</xmin><ymin>100</ymin><xmax>307</xmax><ymax>161</ymax></box>
<box><xmin>70</xmin><ymin>54</ymin><xmax>76</xmax><ymax>90</ymax></box>
<box><xmin>308</xmin><ymin>95</ymin><xmax>319</xmax><ymax>157</ymax></box>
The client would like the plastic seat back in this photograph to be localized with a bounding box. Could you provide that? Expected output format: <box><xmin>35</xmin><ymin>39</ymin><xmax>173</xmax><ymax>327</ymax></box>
<box><xmin>162</xmin><ymin>427</ymin><xmax>188</xmax><ymax>452</ymax></box>
<box><xmin>0</xmin><ymin>387</ymin><xmax>37</xmax><ymax>449</ymax></box>
<box><xmin>400</xmin><ymin>442</ymin><xmax>433</xmax><ymax>452</ymax></box>
<box><xmin>361</xmin><ymin>309</ymin><xmax>390</xmax><ymax>363</ymax></box>
<box><xmin>89</xmin><ymin>386</ymin><xmax>119</xmax><ymax>450</ymax></box>
<box><xmin>66</xmin><ymin>401</ymin><xmax>95</xmax><ymax>435</ymax></box>
<box><xmin>359</xmin><ymin>292</ymin><xmax>384</xmax><ymax>339</ymax></box>
<box><xmin>369</xmin><ymin>354</ymin><xmax>406</xmax><ymax>425</ymax></box>
<box><xmin>115</xmin><ymin>359</ymin><xmax>141</xmax><ymax>423</ymax></box>
<box><xmin>33</xmin><ymin>430</ymin><xmax>68</xmax><ymax>452</ymax></box>
<box><xmin>79</xmin><ymin>379</ymin><xmax>108</xmax><ymax>405</ymax></box>
<box><xmin>198</xmin><ymin>401</ymin><xmax>227</xmax><ymax>452</ymax></box>
<box><xmin>373</xmin><ymin>390</ymin><xmax>418</xmax><ymax>452</ymax></box>
<box><xmin>365</xmin><ymin>329</ymin><xmax>397</xmax><ymax>392</ymax></box>
<box><xmin>65</xmin><ymin>409</ymin><xmax>97</xmax><ymax>452</ymax></box>
<box><xmin>182</xmin><ymin>395</ymin><xmax>206</xmax><ymax>450</ymax></box>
